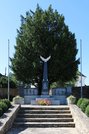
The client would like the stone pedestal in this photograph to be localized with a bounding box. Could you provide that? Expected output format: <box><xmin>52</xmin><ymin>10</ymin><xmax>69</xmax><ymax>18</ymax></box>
<box><xmin>42</xmin><ymin>81</ymin><xmax>49</xmax><ymax>95</ymax></box>
<box><xmin>24</xmin><ymin>95</ymin><xmax>67</xmax><ymax>105</ymax></box>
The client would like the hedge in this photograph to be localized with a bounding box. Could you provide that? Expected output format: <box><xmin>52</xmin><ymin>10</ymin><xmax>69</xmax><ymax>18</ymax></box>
<box><xmin>1</xmin><ymin>99</ymin><xmax>11</xmax><ymax>108</ymax></box>
<box><xmin>0</xmin><ymin>99</ymin><xmax>11</xmax><ymax>117</ymax></box>
<box><xmin>0</xmin><ymin>102</ymin><xmax>8</xmax><ymax>113</ymax></box>
<box><xmin>77</xmin><ymin>98</ymin><xmax>84</xmax><ymax>108</ymax></box>
<box><xmin>0</xmin><ymin>107</ymin><xmax>3</xmax><ymax>117</ymax></box>
<box><xmin>85</xmin><ymin>105</ymin><xmax>89</xmax><ymax>117</ymax></box>
<box><xmin>80</xmin><ymin>98</ymin><xmax>89</xmax><ymax>112</ymax></box>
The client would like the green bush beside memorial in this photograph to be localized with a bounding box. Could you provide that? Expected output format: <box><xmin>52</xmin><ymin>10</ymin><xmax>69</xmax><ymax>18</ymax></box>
<box><xmin>85</xmin><ymin>105</ymin><xmax>89</xmax><ymax>117</ymax></box>
<box><xmin>0</xmin><ymin>99</ymin><xmax>11</xmax><ymax>117</ymax></box>
<box><xmin>77</xmin><ymin>98</ymin><xmax>84</xmax><ymax>108</ymax></box>
<box><xmin>80</xmin><ymin>98</ymin><xmax>89</xmax><ymax>112</ymax></box>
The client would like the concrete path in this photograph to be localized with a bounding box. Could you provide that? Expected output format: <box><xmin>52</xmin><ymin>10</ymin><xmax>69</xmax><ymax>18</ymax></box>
<box><xmin>7</xmin><ymin>127</ymin><xmax>81</xmax><ymax>134</ymax></box>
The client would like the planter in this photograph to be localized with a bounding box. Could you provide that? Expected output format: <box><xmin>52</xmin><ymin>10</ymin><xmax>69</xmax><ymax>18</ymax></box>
<box><xmin>13</xmin><ymin>96</ymin><xmax>24</xmax><ymax>104</ymax></box>
<box><xmin>67</xmin><ymin>95</ymin><xmax>76</xmax><ymax>104</ymax></box>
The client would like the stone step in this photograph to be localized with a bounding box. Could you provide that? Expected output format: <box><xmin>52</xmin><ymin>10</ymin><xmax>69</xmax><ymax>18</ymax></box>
<box><xmin>13</xmin><ymin>106</ymin><xmax>75</xmax><ymax>128</ymax></box>
<box><xmin>14</xmin><ymin>122</ymin><xmax>75</xmax><ymax>128</ymax></box>
<box><xmin>20</xmin><ymin>106</ymin><xmax>69</xmax><ymax>111</ymax></box>
<box><xmin>17</xmin><ymin>113</ymin><xmax>72</xmax><ymax>118</ymax></box>
<box><xmin>19</xmin><ymin>110</ymin><xmax>71</xmax><ymax>114</ymax></box>
<box><xmin>15</xmin><ymin>117</ymin><xmax>74</xmax><ymax>122</ymax></box>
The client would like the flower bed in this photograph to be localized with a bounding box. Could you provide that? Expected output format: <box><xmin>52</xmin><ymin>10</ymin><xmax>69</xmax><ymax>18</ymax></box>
<box><xmin>36</xmin><ymin>98</ymin><xmax>51</xmax><ymax>105</ymax></box>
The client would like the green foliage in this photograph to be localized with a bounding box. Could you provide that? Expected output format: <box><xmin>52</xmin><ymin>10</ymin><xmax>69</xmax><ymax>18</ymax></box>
<box><xmin>77</xmin><ymin>98</ymin><xmax>84</xmax><ymax>108</ymax></box>
<box><xmin>0</xmin><ymin>107</ymin><xmax>3</xmax><ymax>117</ymax></box>
<box><xmin>1</xmin><ymin>99</ymin><xmax>11</xmax><ymax>108</ymax></box>
<box><xmin>0</xmin><ymin>76</ymin><xmax>8</xmax><ymax>88</ymax></box>
<box><xmin>0</xmin><ymin>74</ymin><xmax>17</xmax><ymax>88</ymax></box>
<box><xmin>85</xmin><ymin>105</ymin><xmax>89</xmax><ymax>117</ymax></box>
<box><xmin>0</xmin><ymin>102</ymin><xmax>8</xmax><ymax>113</ymax></box>
<box><xmin>11</xmin><ymin>5</ymin><xmax>79</xmax><ymax>94</ymax></box>
<box><xmin>0</xmin><ymin>99</ymin><xmax>11</xmax><ymax>117</ymax></box>
<box><xmin>80</xmin><ymin>98</ymin><xmax>89</xmax><ymax>112</ymax></box>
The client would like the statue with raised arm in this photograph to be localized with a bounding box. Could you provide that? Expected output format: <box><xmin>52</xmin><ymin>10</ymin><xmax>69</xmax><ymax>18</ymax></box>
<box><xmin>40</xmin><ymin>56</ymin><xmax>51</xmax><ymax>95</ymax></box>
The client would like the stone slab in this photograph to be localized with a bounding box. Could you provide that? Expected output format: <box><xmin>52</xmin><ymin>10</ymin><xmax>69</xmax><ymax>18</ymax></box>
<box><xmin>7</xmin><ymin>127</ymin><xmax>81</xmax><ymax>134</ymax></box>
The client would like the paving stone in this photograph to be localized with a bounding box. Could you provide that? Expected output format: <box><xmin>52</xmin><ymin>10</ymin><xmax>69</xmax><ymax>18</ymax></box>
<box><xmin>7</xmin><ymin>127</ymin><xmax>81</xmax><ymax>134</ymax></box>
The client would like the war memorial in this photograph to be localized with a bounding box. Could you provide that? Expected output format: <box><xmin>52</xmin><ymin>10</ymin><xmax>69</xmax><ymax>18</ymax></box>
<box><xmin>19</xmin><ymin>56</ymin><xmax>71</xmax><ymax>105</ymax></box>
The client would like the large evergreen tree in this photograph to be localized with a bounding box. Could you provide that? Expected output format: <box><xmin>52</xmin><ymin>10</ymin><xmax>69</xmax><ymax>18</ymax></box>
<box><xmin>11</xmin><ymin>5</ymin><xmax>79</xmax><ymax>94</ymax></box>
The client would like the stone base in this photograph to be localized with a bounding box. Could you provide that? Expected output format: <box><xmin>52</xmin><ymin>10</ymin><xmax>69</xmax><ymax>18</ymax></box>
<box><xmin>24</xmin><ymin>95</ymin><xmax>67</xmax><ymax>105</ymax></box>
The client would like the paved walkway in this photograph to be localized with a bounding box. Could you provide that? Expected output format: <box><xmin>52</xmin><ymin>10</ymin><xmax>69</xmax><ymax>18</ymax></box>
<box><xmin>7</xmin><ymin>127</ymin><xmax>81</xmax><ymax>134</ymax></box>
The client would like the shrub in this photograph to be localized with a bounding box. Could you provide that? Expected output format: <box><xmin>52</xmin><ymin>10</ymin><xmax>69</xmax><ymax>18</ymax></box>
<box><xmin>0</xmin><ymin>102</ymin><xmax>8</xmax><ymax>113</ymax></box>
<box><xmin>1</xmin><ymin>99</ymin><xmax>11</xmax><ymax>108</ymax></box>
<box><xmin>0</xmin><ymin>107</ymin><xmax>3</xmax><ymax>117</ymax></box>
<box><xmin>85</xmin><ymin>105</ymin><xmax>89</xmax><ymax>117</ymax></box>
<box><xmin>80</xmin><ymin>98</ymin><xmax>89</xmax><ymax>112</ymax></box>
<box><xmin>77</xmin><ymin>98</ymin><xmax>84</xmax><ymax>108</ymax></box>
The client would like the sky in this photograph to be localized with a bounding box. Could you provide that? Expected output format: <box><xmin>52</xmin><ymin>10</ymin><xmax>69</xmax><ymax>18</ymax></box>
<box><xmin>0</xmin><ymin>0</ymin><xmax>89</xmax><ymax>85</ymax></box>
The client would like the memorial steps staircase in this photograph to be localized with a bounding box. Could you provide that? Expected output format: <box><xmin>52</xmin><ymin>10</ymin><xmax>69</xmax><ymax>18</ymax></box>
<box><xmin>13</xmin><ymin>105</ymin><xmax>75</xmax><ymax>128</ymax></box>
